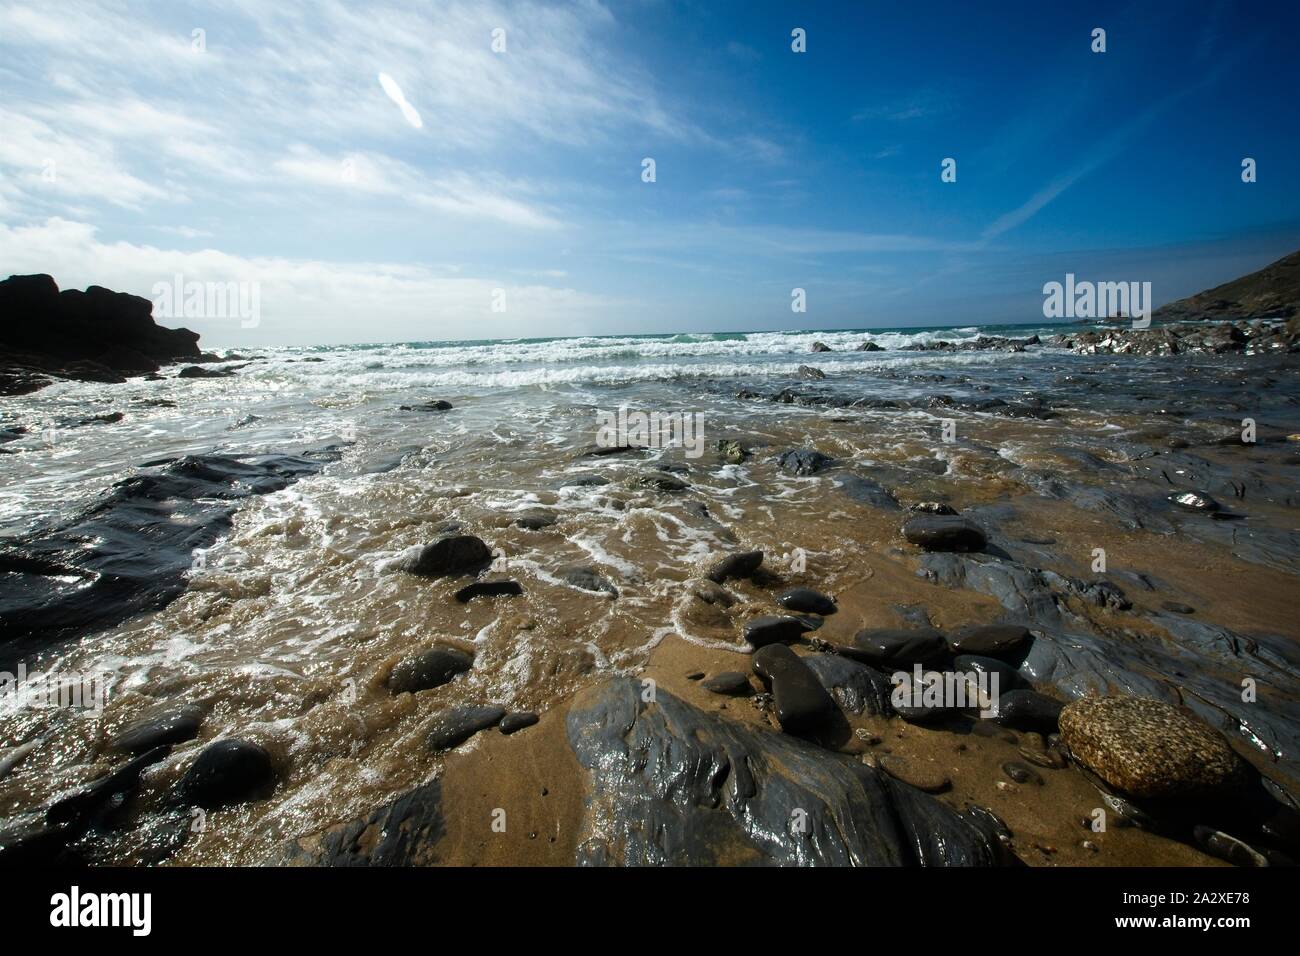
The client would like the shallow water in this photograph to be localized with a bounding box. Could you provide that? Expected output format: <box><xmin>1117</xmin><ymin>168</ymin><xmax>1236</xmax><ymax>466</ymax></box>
<box><xmin>2</xmin><ymin>323</ymin><xmax>1298</xmax><ymax>864</ymax></box>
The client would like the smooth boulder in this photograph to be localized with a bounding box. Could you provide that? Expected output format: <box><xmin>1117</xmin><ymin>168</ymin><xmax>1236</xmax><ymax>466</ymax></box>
<box><xmin>902</xmin><ymin>515</ymin><xmax>987</xmax><ymax>553</ymax></box>
<box><xmin>393</xmin><ymin>535</ymin><xmax>492</xmax><ymax>578</ymax></box>
<box><xmin>177</xmin><ymin>739</ymin><xmax>275</xmax><ymax>809</ymax></box>
<box><xmin>752</xmin><ymin>644</ymin><xmax>837</xmax><ymax>736</ymax></box>
<box><xmin>388</xmin><ymin>647</ymin><xmax>473</xmax><ymax>694</ymax></box>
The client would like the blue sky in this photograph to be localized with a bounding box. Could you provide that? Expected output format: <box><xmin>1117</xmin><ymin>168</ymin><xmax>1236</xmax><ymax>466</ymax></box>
<box><xmin>1</xmin><ymin>0</ymin><xmax>1298</xmax><ymax>346</ymax></box>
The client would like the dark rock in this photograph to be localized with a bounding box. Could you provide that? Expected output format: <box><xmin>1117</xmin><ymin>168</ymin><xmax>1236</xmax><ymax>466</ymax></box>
<box><xmin>948</xmin><ymin>624</ymin><xmax>1031</xmax><ymax>659</ymax></box>
<box><xmin>743</xmin><ymin>615</ymin><xmax>817</xmax><ymax>648</ymax></box>
<box><xmin>514</xmin><ymin>509</ymin><xmax>557</xmax><ymax>530</ymax></box>
<box><xmin>902</xmin><ymin>515</ymin><xmax>987</xmax><ymax>552</ymax></box>
<box><xmin>837</xmin><ymin>474</ymin><xmax>901</xmax><ymax>510</ymax></box>
<box><xmin>752</xmin><ymin>644</ymin><xmax>837</xmax><ymax>736</ymax></box>
<box><xmin>856</xmin><ymin>341</ymin><xmax>883</xmax><ymax>351</ymax></box>
<box><xmin>271</xmin><ymin>780</ymin><xmax>445</xmax><ymax>865</ymax></box>
<box><xmin>716</xmin><ymin>439</ymin><xmax>749</xmax><ymax>464</ymax></box>
<box><xmin>993</xmin><ymin>689</ymin><xmax>1064</xmax><ymax>732</ymax></box>
<box><xmin>108</xmin><ymin>703</ymin><xmax>204</xmax><ymax>755</ymax></box>
<box><xmin>48</xmin><ymin>745</ymin><xmax>172</xmax><ymax>827</ymax></box>
<box><xmin>565</xmin><ymin>678</ymin><xmax>999</xmax><ymax>865</ymax></box>
<box><xmin>178</xmin><ymin>365</ymin><xmax>235</xmax><ymax>378</ymax></box>
<box><xmin>776</xmin><ymin>449</ymin><xmax>834</xmax><ymax>476</ymax></box>
<box><xmin>177</xmin><ymin>739</ymin><xmax>275</xmax><ymax>809</ymax></box>
<box><xmin>776</xmin><ymin>587</ymin><xmax>837</xmax><ymax>615</ymax></box>
<box><xmin>701</xmin><ymin>672</ymin><xmax>752</xmax><ymax>696</ymax></box>
<box><xmin>499</xmin><ymin>712</ymin><xmax>539</xmax><ymax>735</ymax></box>
<box><xmin>952</xmin><ymin>654</ymin><xmax>1017</xmax><ymax>690</ymax></box>
<box><xmin>0</xmin><ymin>275</ymin><xmax>201</xmax><ymax>381</ymax></box>
<box><xmin>453</xmin><ymin>580</ymin><xmax>523</xmax><ymax>602</ymax></box>
<box><xmin>0</xmin><ymin>452</ymin><xmax>328</xmax><ymax>669</ymax></box>
<box><xmin>388</xmin><ymin>647</ymin><xmax>473</xmax><ymax>694</ymax></box>
<box><xmin>1193</xmin><ymin>826</ymin><xmax>1268</xmax><ymax>867</ymax></box>
<box><xmin>1168</xmin><ymin>490</ymin><xmax>1220</xmax><ymax>513</ymax></box>
<box><xmin>803</xmin><ymin>654</ymin><xmax>893</xmax><ymax>716</ymax></box>
<box><xmin>797</xmin><ymin>365</ymin><xmax>826</xmax><ymax>380</ymax></box>
<box><xmin>849</xmin><ymin>628</ymin><xmax>948</xmax><ymax>667</ymax></box>
<box><xmin>392</xmin><ymin>535</ymin><xmax>492</xmax><ymax>578</ymax></box>
<box><xmin>634</xmin><ymin>471</ymin><xmax>689</xmax><ymax>492</ymax></box>
<box><xmin>561</xmin><ymin>565</ymin><xmax>618</xmax><ymax>597</ymax></box>
<box><xmin>400</xmin><ymin>400</ymin><xmax>452</xmax><ymax>411</ymax></box>
<box><xmin>1161</xmin><ymin>601</ymin><xmax>1195</xmax><ymax>614</ymax></box>
<box><xmin>1002</xmin><ymin>761</ymin><xmax>1043</xmax><ymax>785</ymax></box>
<box><xmin>910</xmin><ymin>501</ymin><xmax>957</xmax><ymax>515</ymax></box>
<box><xmin>705</xmin><ymin>550</ymin><xmax>762</xmax><ymax>584</ymax></box>
<box><xmin>426</xmin><ymin>705</ymin><xmax>507</xmax><ymax>751</ymax></box>
<box><xmin>557</xmin><ymin>473</ymin><xmax>609</xmax><ymax>488</ymax></box>
<box><xmin>810</xmin><ymin>341</ymin><xmax>832</xmax><ymax>352</ymax></box>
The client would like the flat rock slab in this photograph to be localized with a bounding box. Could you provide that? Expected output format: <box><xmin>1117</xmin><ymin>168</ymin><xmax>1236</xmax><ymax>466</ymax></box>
<box><xmin>902</xmin><ymin>515</ymin><xmax>988</xmax><ymax>552</ymax></box>
<box><xmin>566</xmin><ymin>678</ymin><xmax>999</xmax><ymax>866</ymax></box>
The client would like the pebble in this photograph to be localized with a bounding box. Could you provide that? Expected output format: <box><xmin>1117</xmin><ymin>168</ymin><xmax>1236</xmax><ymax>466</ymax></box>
<box><xmin>514</xmin><ymin>510</ymin><xmax>557</xmax><ymax>530</ymax></box>
<box><xmin>971</xmin><ymin>722</ymin><xmax>1018</xmax><ymax>744</ymax></box>
<box><xmin>705</xmin><ymin>550</ymin><xmax>763</xmax><ymax>584</ymax></box>
<box><xmin>561</xmin><ymin>565</ymin><xmax>619</xmax><ymax>597</ymax></box>
<box><xmin>776</xmin><ymin>586</ymin><xmax>837</xmax><ymax>616</ymax></box>
<box><xmin>499</xmin><ymin>712</ymin><xmax>539</xmax><ymax>735</ymax></box>
<box><xmin>701</xmin><ymin>672</ymin><xmax>752</xmax><ymax>696</ymax></box>
<box><xmin>427</xmin><ymin>705</ymin><xmax>508</xmax><ymax>752</ymax></box>
<box><xmin>1059</xmin><ymin>696</ymin><xmax>1245</xmax><ymax>799</ymax></box>
<box><xmin>1002</xmin><ymin>760</ymin><xmax>1043</xmax><ymax>785</ymax></box>
<box><xmin>388</xmin><ymin>647</ymin><xmax>473</xmax><ymax>694</ymax></box>
<box><xmin>1193</xmin><ymin>826</ymin><xmax>1268</xmax><ymax>867</ymax></box>
<box><xmin>177</xmin><ymin>739</ymin><xmax>275</xmax><ymax>810</ymax></box>
<box><xmin>900</xmin><ymin>514</ymin><xmax>987</xmax><ymax>553</ymax></box>
<box><xmin>879</xmin><ymin>755</ymin><xmax>951</xmax><ymax>793</ymax></box>
<box><xmin>453</xmin><ymin>580</ymin><xmax>523</xmax><ymax>603</ymax></box>
<box><xmin>751</xmin><ymin>644</ymin><xmax>836</xmax><ymax>737</ymax></box>
<box><xmin>635</xmin><ymin>472</ymin><xmax>688</xmax><ymax>492</ymax></box>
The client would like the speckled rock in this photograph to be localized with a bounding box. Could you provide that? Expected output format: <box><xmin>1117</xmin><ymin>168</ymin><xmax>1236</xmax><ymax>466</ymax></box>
<box><xmin>1059</xmin><ymin>696</ymin><xmax>1245</xmax><ymax>799</ymax></box>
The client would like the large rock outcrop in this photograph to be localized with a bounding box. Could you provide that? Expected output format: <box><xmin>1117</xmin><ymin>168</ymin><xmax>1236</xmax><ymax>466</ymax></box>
<box><xmin>0</xmin><ymin>274</ymin><xmax>203</xmax><ymax>394</ymax></box>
